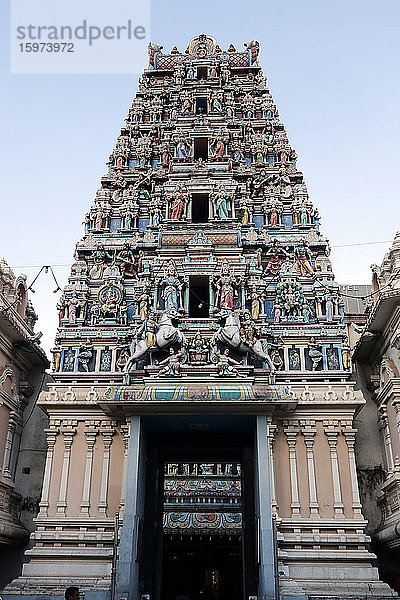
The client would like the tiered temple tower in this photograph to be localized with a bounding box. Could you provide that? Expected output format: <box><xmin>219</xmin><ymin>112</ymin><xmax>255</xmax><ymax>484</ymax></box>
<box><xmin>5</xmin><ymin>35</ymin><xmax>396</xmax><ymax>600</ymax></box>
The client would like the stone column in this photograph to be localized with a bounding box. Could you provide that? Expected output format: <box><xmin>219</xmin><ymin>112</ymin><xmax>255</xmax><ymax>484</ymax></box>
<box><xmin>302</xmin><ymin>425</ymin><xmax>319</xmax><ymax>517</ymax></box>
<box><xmin>284</xmin><ymin>423</ymin><xmax>301</xmax><ymax>516</ymax></box>
<box><xmin>267</xmin><ymin>419</ymin><xmax>278</xmax><ymax>515</ymax></box>
<box><xmin>324</xmin><ymin>426</ymin><xmax>344</xmax><ymax>518</ymax></box>
<box><xmin>343</xmin><ymin>428</ymin><xmax>363</xmax><ymax>517</ymax></box>
<box><xmin>98</xmin><ymin>427</ymin><xmax>115</xmax><ymax>515</ymax></box>
<box><xmin>255</xmin><ymin>416</ymin><xmax>276</xmax><ymax>600</ymax></box>
<box><xmin>379</xmin><ymin>408</ymin><xmax>394</xmax><ymax>473</ymax></box>
<box><xmin>57</xmin><ymin>426</ymin><xmax>76</xmax><ymax>515</ymax></box>
<box><xmin>1</xmin><ymin>410</ymin><xmax>19</xmax><ymax>479</ymax></box>
<box><xmin>38</xmin><ymin>427</ymin><xmax>59</xmax><ymax>517</ymax></box>
<box><xmin>80</xmin><ymin>425</ymin><xmax>98</xmax><ymax>517</ymax></box>
<box><xmin>116</xmin><ymin>416</ymin><xmax>144</xmax><ymax>600</ymax></box>
<box><xmin>119</xmin><ymin>421</ymin><xmax>131</xmax><ymax>517</ymax></box>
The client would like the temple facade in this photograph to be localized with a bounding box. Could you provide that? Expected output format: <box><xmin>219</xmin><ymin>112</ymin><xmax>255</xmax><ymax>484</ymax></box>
<box><xmin>4</xmin><ymin>35</ymin><xmax>396</xmax><ymax>600</ymax></box>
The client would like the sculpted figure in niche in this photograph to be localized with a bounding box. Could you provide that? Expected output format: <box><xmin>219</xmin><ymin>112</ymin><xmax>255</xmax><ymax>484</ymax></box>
<box><xmin>263</xmin><ymin>240</ymin><xmax>290</xmax><ymax>277</ymax></box>
<box><xmin>308</xmin><ymin>338</ymin><xmax>323</xmax><ymax>370</ymax></box>
<box><xmin>77</xmin><ymin>343</ymin><xmax>93</xmax><ymax>372</ymax></box>
<box><xmin>213</xmin><ymin>261</ymin><xmax>241</xmax><ymax>310</ymax></box>
<box><xmin>161</xmin><ymin>261</ymin><xmax>184</xmax><ymax>311</ymax></box>
<box><xmin>137</xmin><ymin>286</ymin><xmax>151</xmax><ymax>321</ymax></box>
<box><xmin>66</xmin><ymin>292</ymin><xmax>83</xmax><ymax>324</ymax></box>
<box><xmin>117</xmin><ymin>243</ymin><xmax>136</xmax><ymax>279</ymax></box>
<box><xmin>168</xmin><ymin>185</ymin><xmax>188</xmax><ymax>220</ymax></box>
<box><xmin>175</xmin><ymin>135</ymin><xmax>191</xmax><ymax>160</ymax></box>
<box><xmin>247</xmin><ymin>284</ymin><xmax>264</xmax><ymax>320</ymax></box>
<box><xmin>212</xmin><ymin>185</ymin><xmax>232</xmax><ymax>219</ymax></box>
<box><xmin>89</xmin><ymin>244</ymin><xmax>112</xmax><ymax>280</ymax></box>
<box><xmin>237</xmin><ymin>195</ymin><xmax>252</xmax><ymax>225</ymax></box>
<box><xmin>294</xmin><ymin>240</ymin><xmax>314</xmax><ymax>276</ymax></box>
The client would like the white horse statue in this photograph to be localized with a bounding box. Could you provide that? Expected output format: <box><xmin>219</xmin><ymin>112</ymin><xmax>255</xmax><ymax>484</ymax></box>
<box><xmin>211</xmin><ymin>309</ymin><xmax>275</xmax><ymax>372</ymax></box>
<box><xmin>124</xmin><ymin>308</ymin><xmax>187</xmax><ymax>372</ymax></box>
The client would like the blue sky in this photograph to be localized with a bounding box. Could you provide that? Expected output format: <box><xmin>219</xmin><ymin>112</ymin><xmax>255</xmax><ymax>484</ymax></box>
<box><xmin>1</xmin><ymin>0</ymin><xmax>399</xmax><ymax>354</ymax></box>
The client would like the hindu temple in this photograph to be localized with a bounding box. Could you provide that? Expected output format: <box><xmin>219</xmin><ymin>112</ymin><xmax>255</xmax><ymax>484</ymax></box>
<box><xmin>4</xmin><ymin>35</ymin><xmax>396</xmax><ymax>600</ymax></box>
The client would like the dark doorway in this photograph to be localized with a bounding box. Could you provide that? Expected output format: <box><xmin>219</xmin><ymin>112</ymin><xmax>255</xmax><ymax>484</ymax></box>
<box><xmin>162</xmin><ymin>536</ymin><xmax>242</xmax><ymax>600</ymax></box>
<box><xmin>192</xmin><ymin>193</ymin><xmax>209</xmax><ymax>223</ymax></box>
<box><xmin>194</xmin><ymin>138</ymin><xmax>208</xmax><ymax>160</ymax></box>
<box><xmin>196</xmin><ymin>97</ymin><xmax>208</xmax><ymax>114</ymax></box>
<box><xmin>139</xmin><ymin>421</ymin><xmax>258</xmax><ymax>600</ymax></box>
<box><xmin>189</xmin><ymin>275</ymin><xmax>209</xmax><ymax>318</ymax></box>
<box><xmin>197</xmin><ymin>66</ymin><xmax>208</xmax><ymax>80</ymax></box>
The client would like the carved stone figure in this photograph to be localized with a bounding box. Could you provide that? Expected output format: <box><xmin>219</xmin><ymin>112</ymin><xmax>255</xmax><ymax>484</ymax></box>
<box><xmin>212</xmin><ymin>185</ymin><xmax>232</xmax><ymax>219</ymax></box>
<box><xmin>124</xmin><ymin>308</ymin><xmax>187</xmax><ymax>369</ymax></box>
<box><xmin>294</xmin><ymin>240</ymin><xmax>314</xmax><ymax>276</ymax></box>
<box><xmin>160</xmin><ymin>261</ymin><xmax>184</xmax><ymax>311</ymax></box>
<box><xmin>213</xmin><ymin>261</ymin><xmax>241</xmax><ymax>310</ymax></box>
<box><xmin>263</xmin><ymin>241</ymin><xmax>290</xmax><ymax>277</ymax></box>
<box><xmin>168</xmin><ymin>185</ymin><xmax>188</xmax><ymax>220</ymax></box>
<box><xmin>212</xmin><ymin>344</ymin><xmax>241</xmax><ymax>377</ymax></box>
<box><xmin>117</xmin><ymin>243</ymin><xmax>136</xmax><ymax>279</ymax></box>
<box><xmin>89</xmin><ymin>245</ymin><xmax>112</xmax><ymax>280</ymax></box>
<box><xmin>155</xmin><ymin>346</ymin><xmax>185</xmax><ymax>377</ymax></box>
<box><xmin>212</xmin><ymin>309</ymin><xmax>274</xmax><ymax>369</ymax></box>
<box><xmin>309</xmin><ymin>338</ymin><xmax>323</xmax><ymax>370</ymax></box>
<box><xmin>77</xmin><ymin>343</ymin><xmax>93</xmax><ymax>372</ymax></box>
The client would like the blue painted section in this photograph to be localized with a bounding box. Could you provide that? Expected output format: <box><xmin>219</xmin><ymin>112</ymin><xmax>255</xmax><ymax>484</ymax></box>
<box><xmin>244</xmin><ymin>156</ymin><xmax>252</xmax><ymax>166</ymax></box>
<box><xmin>253</xmin><ymin>215</ymin><xmax>264</xmax><ymax>230</ymax></box>
<box><xmin>138</xmin><ymin>218</ymin><xmax>150</xmax><ymax>231</ymax></box>
<box><xmin>110</xmin><ymin>218</ymin><xmax>122</xmax><ymax>232</ymax></box>
<box><xmin>267</xmin><ymin>155</ymin><xmax>275</xmax><ymax>166</ymax></box>
<box><xmin>264</xmin><ymin>300</ymin><xmax>275</xmax><ymax>320</ymax></box>
<box><xmin>282</xmin><ymin>214</ymin><xmax>293</xmax><ymax>228</ymax></box>
<box><xmin>129</xmin><ymin>159</ymin><xmax>137</xmax><ymax>169</ymax></box>
<box><xmin>127</xmin><ymin>303</ymin><xmax>136</xmax><ymax>321</ymax></box>
<box><xmin>151</xmin><ymin>158</ymin><xmax>159</xmax><ymax>168</ymax></box>
<box><xmin>255</xmin><ymin>416</ymin><xmax>276</xmax><ymax>600</ymax></box>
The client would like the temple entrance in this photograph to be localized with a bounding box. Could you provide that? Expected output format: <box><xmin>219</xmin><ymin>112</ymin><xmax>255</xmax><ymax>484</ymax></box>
<box><xmin>162</xmin><ymin>536</ymin><xmax>242</xmax><ymax>600</ymax></box>
<box><xmin>139</xmin><ymin>418</ymin><xmax>258</xmax><ymax>600</ymax></box>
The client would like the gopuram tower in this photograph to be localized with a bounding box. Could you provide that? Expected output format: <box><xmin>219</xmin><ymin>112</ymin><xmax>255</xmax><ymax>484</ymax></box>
<box><xmin>5</xmin><ymin>35</ymin><xmax>396</xmax><ymax>600</ymax></box>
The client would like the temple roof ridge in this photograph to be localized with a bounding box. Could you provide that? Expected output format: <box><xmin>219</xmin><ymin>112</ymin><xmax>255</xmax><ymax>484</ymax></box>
<box><xmin>148</xmin><ymin>35</ymin><xmax>260</xmax><ymax>69</ymax></box>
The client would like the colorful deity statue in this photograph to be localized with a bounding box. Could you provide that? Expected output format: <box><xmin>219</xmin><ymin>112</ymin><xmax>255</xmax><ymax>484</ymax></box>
<box><xmin>168</xmin><ymin>185</ymin><xmax>188</xmax><ymax>220</ymax></box>
<box><xmin>89</xmin><ymin>244</ymin><xmax>112</xmax><ymax>280</ymax></box>
<box><xmin>210</xmin><ymin>131</ymin><xmax>227</xmax><ymax>160</ymax></box>
<box><xmin>263</xmin><ymin>240</ymin><xmax>291</xmax><ymax>277</ymax></box>
<box><xmin>211</xmin><ymin>344</ymin><xmax>242</xmax><ymax>377</ymax></box>
<box><xmin>116</xmin><ymin>243</ymin><xmax>136</xmax><ymax>279</ymax></box>
<box><xmin>237</xmin><ymin>195</ymin><xmax>253</xmax><ymax>225</ymax></box>
<box><xmin>160</xmin><ymin>261</ymin><xmax>184</xmax><ymax>311</ymax></box>
<box><xmin>212</xmin><ymin>185</ymin><xmax>232</xmax><ymax>219</ymax></box>
<box><xmin>294</xmin><ymin>240</ymin><xmax>314</xmax><ymax>276</ymax></box>
<box><xmin>155</xmin><ymin>346</ymin><xmax>186</xmax><ymax>377</ymax></box>
<box><xmin>308</xmin><ymin>338</ymin><xmax>323</xmax><ymax>370</ymax></box>
<box><xmin>137</xmin><ymin>286</ymin><xmax>151</xmax><ymax>321</ymax></box>
<box><xmin>213</xmin><ymin>261</ymin><xmax>241</xmax><ymax>310</ymax></box>
<box><xmin>247</xmin><ymin>284</ymin><xmax>264</xmax><ymax>320</ymax></box>
<box><xmin>175</xmin><ymin>134</ymin><xmax>191</xmax><ymax>160</ymax></box>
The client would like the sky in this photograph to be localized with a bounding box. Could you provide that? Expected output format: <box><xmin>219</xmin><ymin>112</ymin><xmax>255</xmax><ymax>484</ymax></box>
<box><xmin>1</xmin><ymin>0</ymin><xmax>399</xmax><ymax>357</ymax></box>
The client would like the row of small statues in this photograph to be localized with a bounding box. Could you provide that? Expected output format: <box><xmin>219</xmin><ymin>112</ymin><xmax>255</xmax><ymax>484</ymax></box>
<box><xmin>53</xmin><ymin>333</ymin><xmax>349</xmax><ymax>375</ymax></box>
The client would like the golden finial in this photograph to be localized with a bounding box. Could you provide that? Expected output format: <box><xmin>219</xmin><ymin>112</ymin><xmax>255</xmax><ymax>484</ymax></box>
<box><xmin>171</xmin><ymin>46</ymin><xmax>179</xmax><ymax>54</ymax></box>
<box><xmin>227</xmin><ymin>44</ymin><xmax>236</xmax><ymax>52</ymax></box>
<box><xmin>215</xmin><ymin>45</ymin><xmax>222</xmax><ymax>53</ymax></box>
